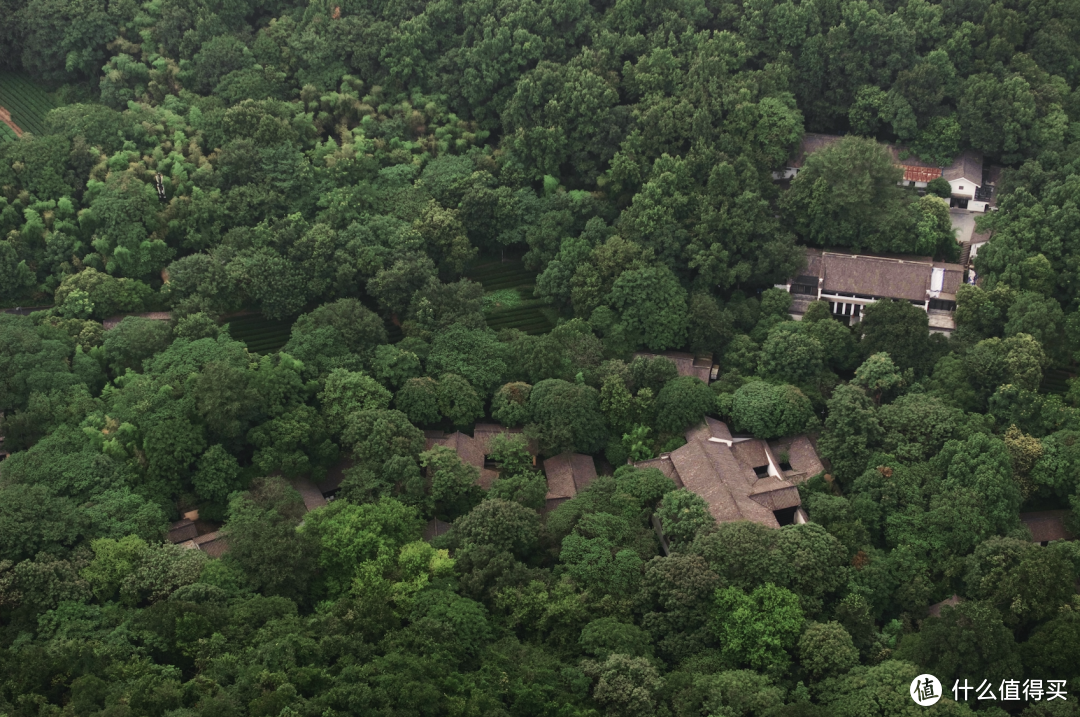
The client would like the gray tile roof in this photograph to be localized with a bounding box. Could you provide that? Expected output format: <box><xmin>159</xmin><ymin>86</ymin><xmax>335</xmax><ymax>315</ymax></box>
<box><xmin>424</xmin><ymin>430</ymin><xmax>497</xmax><ymax>489</ymax></box>
<box><xmin>167</xmin><ymin>519</ymin><xmax>198</xmax><ymax>544</ymax></box>
<box><xmin>634</xmin><ymin>455</ymin><xmax>684</xmax><ymax>488</ymax></box>
<box><xmin>291</xmin><ymin>478</ymin><xmax>328</xmax><ymax>513</ymax></box>
<box><xmin>942</xmin><ymin>150</ymin><xmax>983</xmax><ymax>185</ymax></box>
<box><xmin>769</xmin><ymin>435</ymin><xmax>825</xmax><ymax>481</ymax></box>
<box><xmin>543</xmin><ymin>453</ymin><xmax>598</xmax><ymax>501</ymax></box>
<box><xmin>798</xmin><ymin>249</ymin><xmax>964</xmax><ymax>304</ymax></box>
<box><xmin>790</xmin><ymin>133</ymin><xmax>845</xmax><ymax>168</ymax></box>
<box><xmin>473</xmin><ymin>422</ymin><xmax>539</xmax><ymax>457</ymax></box>
<box><xmin>638</xmin><ymin>420</ymin><xmax>822</xmax><ymax>529</ymax></box>
<box><xmin>633</xmin><ymin>351</ymin><xmax>713</xmax><ymax>383</ymax></box>
<box><xmin>927</xmin><ymin>594</ymin><xmax>963</xmax><ymax>618</ymax></box>
<box><xmin>1021</xmin><ymin>510</ymin><xmax>1075</xmax><ymax>543</ymax></box>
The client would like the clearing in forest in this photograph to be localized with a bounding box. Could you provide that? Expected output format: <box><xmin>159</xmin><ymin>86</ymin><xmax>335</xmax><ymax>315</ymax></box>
<box><xmin>468</xmin><ymin>259</ymin><xmax>557</xmax><ymax>335</ymax></box>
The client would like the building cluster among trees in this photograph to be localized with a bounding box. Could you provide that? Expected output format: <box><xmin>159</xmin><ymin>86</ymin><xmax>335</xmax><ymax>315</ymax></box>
<box><xmin>2</xmin><ymin>0</ymin><xmax>1080</xmax><ymax>713</ymax></box>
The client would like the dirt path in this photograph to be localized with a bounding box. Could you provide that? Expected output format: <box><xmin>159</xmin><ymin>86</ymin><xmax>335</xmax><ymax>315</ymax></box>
<box><xmin>0</xmin><ymin>106</ymin><xmax>23</xmax><ymax>137</ymax></box>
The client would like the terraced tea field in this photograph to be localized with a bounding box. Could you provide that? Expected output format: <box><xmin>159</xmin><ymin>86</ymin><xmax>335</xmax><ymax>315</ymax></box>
<box><xmin>0</xmin><ymin>72</ymin><xmax>56</xmax><ymax>140</ymax></box>
<box><xmin>226</xmin><ymin>314</ymin><xmax>294</xmax><ymax>354</ymax></box>
<box><xmin>468</xmin><ymin>259</ymin><xmax>557</xmax><ymax>335</ymax></box>
<box><xmin>1041</xmin><ymin>368</ymin><xmax>1073</xmax><ymax>396</ymax></box>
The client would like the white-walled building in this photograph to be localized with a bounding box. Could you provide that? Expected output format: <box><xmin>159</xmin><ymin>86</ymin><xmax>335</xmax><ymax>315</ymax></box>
<box><xmin>774</xmin><ymin>135</ymin><xmax>990</xmax><ymax>210</ymax></box>
<box><xmin>778</xmin><ymin>248</ymin><xmax>965</xmax><ymax>334</ymax></box>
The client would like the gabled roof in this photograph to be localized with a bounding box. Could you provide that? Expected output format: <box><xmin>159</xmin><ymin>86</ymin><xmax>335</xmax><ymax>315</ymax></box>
<box><xmin>789</xmin><ymin>133</ymin><xmax>845</xmax><ymax>168</ymax></box>
<box><xmin>889</xmin><ymin>146</ymin><xmax>943</xmax><ymax>183</ymax></box>
<box><xmin>167</xmin><ymin>519</ymin><xmax>198</xmax><ymax>544</ymax></box>
<box><xmin>194</xmin><ymin>531</ymin><xmax>229</xmax><ymax>558</ymax></box>
<box><xmin>102</xmin><ymin>312</ymin><xmax>173</xmax><ymax>330</ymax></box>
<box><xmin>543</xmin><ymin>453</ymin><xmax>598</xmax><ymax>501</ymax></box>
<box><xmin>943</xmin><ymin>150</ymin><xmax>983</xmax><ymax>185</ymax></box>
<box><xmin>898</xmin><ymin>165</ymin><xmax>942</xmax><ymax>183</ymax></box>
<box><xmin>1021</xmin><ymin>510</ymin><xmax>1075</xmax><ymax>543</ymax></box>
<box><xmin>822</xmin><ymin>253</ymin><xmax>935</xmax><ymax>302</ymax></box>
<box><xmin>730</xmin><ymin>440</ymin><xmax>770</xmax><ymax>471</ymax></box>
<box><xmin>291</xmin><ymin>477</ymin><xmax>328</xmax><ymax>512</ymax></box>
<box><xmin>633</xmin><ymin>351</ymin><xmax>713</xmax><ymax>383</ymax></box>
<box><xmin>316</xmin><ymin>456</ymin><xmax>353</xmax><ymax>495</ymax></box>
<box><xmin>636</xmin><ymin>420</ymin><xmax>821</xmax><ymax>529</ymax></box>
<box><xmin>768</xmin><ymin>435</ymin><xmax>825</xmax><ymax>481</ymax></box>
<box><xmin>424</xmin><ymin>430</ymin><xmax>498</xmax><ymax>489</ymax></box>
<box><xmin>634</xmin><ymin>455</ymin><xmax>683</xmax><ymax>488</ymax></box>
<box><xmin>685</xmin><ymin>416</ymin><xmax>732</xmax><ymax>443</ymax></box>
<box><xmin>472</xmin><ymin>422</ymin><xmax>539</xmax><ymax>457</ymax></box>
<box><xmin>426</xmin><ymin>431</ymin><xmax>486</xmax><ymax>469</ymax></box>
<box><xmin>927</xmin><ymin>594</ymin><xmax>963</xmax><ymax>618</ymax></box>
<box><xmin>423</xmin><ymin>518</ymin><xmax>451</xmax><ymax>541</ymax></box>
<box><xmin>803</xmin><ymin>249</ymin><xmax>964</xmax><ymax>304</ymax></box>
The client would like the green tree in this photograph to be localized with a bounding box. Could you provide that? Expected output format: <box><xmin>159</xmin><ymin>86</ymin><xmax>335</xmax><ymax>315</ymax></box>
<box><xmin>0</xmin><ymin>483</ymin><xmax>81</xmax><ymax>563</ymax></box>
<box><xmin>492</xmin><ymin>382</ymin><xmax>532</xmax><ymax>427</ymax></box>
<box><xmin>452</xmin><ymin>498</ymin><xmax>541</xmax><ymax>560</ymax></box>
<box><xmin>959</xmin><ymin>73</ymin><xmax>1045</xmax><ymax>163</ymax></box>
<box><xmin>798</xmin><ymin>621</ymin><xmax>859</xmax><ymax>681</ymax></box>
<box><xmin>759</xmin><ymin>325</ymin><xmax>825</xmax><ymax>385</ymax></box>
<box><xmin>436</xmin><ymin>372</ymin><xmax>485</xmax><ymax>429</ymax></box>
<box><xmin>342</xmin><ymin>409</ymin><xmax>426</xmax><ymax>465</ymax></box>
<box><xmin>396</xmin><ymin>377</ymin><xmax>442</xmax><ymax>426</ymax></box>
<box><xmin>300</xmin><ymin>496</ymin><xmax>424</xmax><ymax>598</ymax></box>
<box><xmin>821</xmin><ymin>660</ymin><xmax>974</xmax><ymax>716</ymax></box>
<box><xmin>1004</xmin><ymin>292</ymin><xmax>1066</xmax><ymax>363</ymax></box>
<box><xmin>712</xmin><ymin>583</ymin><xmax>804</xmax><ymax>675</ymax></box>
<box><xmin>878</xmin><ymin>393</ymin><xmax>964</xmax><ymax>463</ymax></box>
<box><xmin>730</xmin><ymin>382</ymin><xmax>819</xmax><ymax>440</ymax></box>
<box><xmin>654</xmin><ymin>376</ymin><xmax>715</xmax><ymax>434</ymax></box>
<box><xmin>81</xmin><ymin>534</ymin><xmax>206</xmax><ymax>607</ymax></box>
<box><xmin>0</xmin><ymin>240</ymin><xmax>36</xmax><ymax>302</ymax></box>
<box><xmin>371</xmin><ymin>344</ymin><xmax>423</xmax><ymax>389</ymax></box>
<box><xmin>192</xmin><ymin>444</ymin><xmax>244</xmax><ymax>506</ymax></box>
<box><xmin>582</xmin><ymin>654</ymin><xmax>663</xmax><ymax>717</ymax></box>
<box><xmin>780</xmin><ymin>136</ymin><xmax>913</xmax><ymax>253</ymax></box>
<box><xmin>926</xmin><ymin>176</ymin><xmax>952</xmax><ymax>198</ymax></box>
<box><xmin>422</xmin><ymin>445</ymin><xmax>484</xmax><ymax>522</ymax></box>
<box><xmin>526</xmin><ymin>379</ymin><xmax>607</xmax><ymax>455</ymax></box>
<box><xmin>101</xmin><ymin>316</ymin><xmax>174</xmax><ymax>376</ymax></box>
<box><xmin>427</xmin><ymin>325</ymin><xmax>507</xmax><ymax>395</ymax></box>
<box><xmin>580</xmin><ymin>617</ymin><xmax>654</xmax><ymax>661</ymax></box>
<box><xmin>318</xmin><ymin>368</ymin><xmax>393</xmax><ymax>435</ymax></box>
<box><xmin>963</xmin><ymin>537</ymin><xmax>1076</xmax><ymax>628</ymax></box>
<box><xmin>687</xmin><ymin>293</ymin><xmax>734</xmax><ymax>356</ymax></box>
<box><xmin>852</xmin><ymin>353</ymin><xmax>905</xmax><ymax>405</ymax></box>
<box><xmin>222</xmin><ymin>477</ymin><xmax>318</xmax><ymax>602</ymax></box>
<box><xmin>657</xmin><ymin>489</ymin><xmax>715</xmax><ymax>549</ymax></box>
<box><xmin>894</xmin><ymin>601</ymin><xmax>1022</xmax><ymax>688</ymax></box>
<box><xmin>608</xmin><ymin>265</ymin><xmax>689</xmax><ymax>352</ymax></box>
<box><xmin>858</xmin><ymin>299</ymin><xmax>938</xmax><ymax>376</ymax></box>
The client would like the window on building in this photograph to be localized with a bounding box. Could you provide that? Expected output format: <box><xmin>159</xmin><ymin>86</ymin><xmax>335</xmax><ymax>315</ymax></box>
<box><xmin>753</xmin><ymin>465</ymin><xmax>769</xmax><ymax>478</ymax></box>
<box><xmin>779</xmin><ymin>461</ymin><xmax>793</xmax><ymax>472</ymax></box>
<box><xmin>928</xmin><ymin>299</ymin><xmax>957</xmax><ymax>311</ymax></box>
<box><xmin>959</xmin><ymin>185</ymin><xmax>964</xmax><ymax>190</ymax></box>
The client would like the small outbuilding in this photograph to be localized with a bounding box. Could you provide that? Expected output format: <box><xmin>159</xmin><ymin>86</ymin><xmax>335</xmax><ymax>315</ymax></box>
<box><xmin>1021</xmin><ymin>510</ymin><xmax>1075</xmax><ymax>545</ymax></box>
<box><xmin>542</xmin><ymin>453</ymin><xmax>598</xmax><ymax>512</ymax></box>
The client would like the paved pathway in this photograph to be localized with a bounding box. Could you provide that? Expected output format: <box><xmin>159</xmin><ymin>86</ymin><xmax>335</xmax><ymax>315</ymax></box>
<box><xmin>949</xmin><ymin>208</ymin><xmax>978</xmax><ymax>245</ymax></box>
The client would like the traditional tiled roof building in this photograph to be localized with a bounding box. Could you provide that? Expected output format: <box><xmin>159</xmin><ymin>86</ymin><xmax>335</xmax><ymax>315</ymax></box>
<box><xmin>781</xmin><ymin>248</ymin><xmax>964</xmax><ymax>334</ymax></box>
<box><xmin>636</xmin><ymin>417</ymin><xmax>821</xmax><ymax>530</ymax></box>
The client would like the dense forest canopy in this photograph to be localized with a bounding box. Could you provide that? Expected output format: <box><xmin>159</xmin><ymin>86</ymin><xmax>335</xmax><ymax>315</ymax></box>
<box><xmin>2</xmin><ymin>0</ymin><xmax>1080</xmax><ymax>714</ymax></box>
